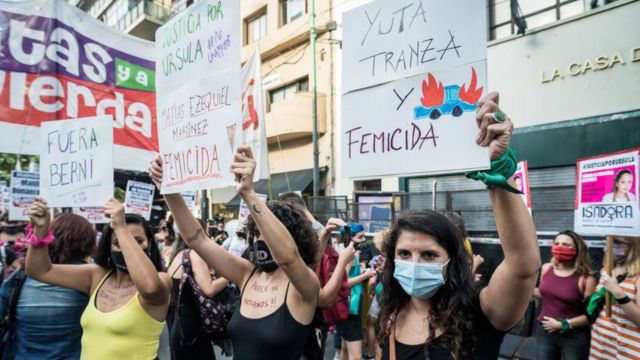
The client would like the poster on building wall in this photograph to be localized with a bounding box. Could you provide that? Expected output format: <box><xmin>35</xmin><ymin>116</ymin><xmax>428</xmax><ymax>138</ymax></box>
<box><xmin>73</xmin><ymin>207</ymin><xmax>109</xmax><ymax>224</ymax></box>
<box><xmin>155</xmin><ymin>0</ymin><xmax>241</xmax><ymax>194</ymax></box>
<box><xmin>241</xmin><ymin>49</ymin><xmax>270</xmax><ymax>181</ymax></box>
<box><xmin>39</xmin><ymin>116</ymin><xmax>114</xmax><ymax>207</ymax></box>
<box><xmin>341</xmin><ymin>0</ymin><xmax>489</xmax><ymax>179</ymax></box>
<box><xmin>9</xmin><ymin>171</ymin><xmax>39</xmax><ymax>221</ymax></box>
<box><xmin>513</xmin><ymin>161</ymin><xmax>531</xmax><ymax>212</ymax></box>
<box><xmin>124</xmin><ymin>181</ymin><xmax>155</xmax><ymax>220</ymax></box>
<box><xmin>238</xmin><ymin>193</ymin><xmax>268</xmax><ymax>225</ymax></box>
<box><xmin>0</xmin><ymin>1</ymin><xmax>158</xmax><ymax>171</ymax></box>
<box><xmin>355</xmin><ymin>194</ymin><xmax>394</xmax><ymax>233</ymax></box>
<box><xmin>574</xmin><ymin>148</ymin><xmax>640</xmax><ymax>236</ymax></box>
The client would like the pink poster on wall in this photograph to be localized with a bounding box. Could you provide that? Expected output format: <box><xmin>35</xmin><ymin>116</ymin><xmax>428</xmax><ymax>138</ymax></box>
<box><xmin>575</xmin><ymin>148</ymin><xmax>640</xmax><ymax>236</ymax></box>
<box><xmin>513</xmin><ymin>161</ymin><xmax>531</xmax><ymax>212</ymax></box>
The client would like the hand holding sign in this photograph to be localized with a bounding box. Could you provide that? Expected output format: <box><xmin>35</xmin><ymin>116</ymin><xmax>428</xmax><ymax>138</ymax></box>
<box><xmin>149</xmin><ymin>155</ymin><xmax>164</xmax><ymax>192</ymax></box>
<box><xmin>231</xmin><ymin>146</ymin><xmax>256</xmax><ymax>195</ymax></box>
<box><xmin>104</xmin><ymin>198</ymin><xmax>126</xmax><ymax>230</ymax></box>
<box><xmin>475</xmin><ymin>92</ymin><xmax>513</xmax><ymax>160</ymax></box>
<box><xmin>26</xmin><ymin>196</ymin><xmax>50</xmax><ymax>229</ymax></box>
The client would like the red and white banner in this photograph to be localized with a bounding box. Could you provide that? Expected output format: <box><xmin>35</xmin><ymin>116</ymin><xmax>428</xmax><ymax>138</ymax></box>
<box><xmin>0</xmin><ymin>0</ymin><xmax>157</xmax><ymax>171</ymax></box>
<box><xmin>241</xmin><ymin>48</ymin><xmax>270</xmax><ymax>181</ymax></box>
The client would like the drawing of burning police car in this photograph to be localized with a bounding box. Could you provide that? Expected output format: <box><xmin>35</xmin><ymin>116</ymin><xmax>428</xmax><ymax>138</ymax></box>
<box><xmin>413</xmin><ymin>67</ymin><xmax>483</xmax><ymax>120</ymax></box>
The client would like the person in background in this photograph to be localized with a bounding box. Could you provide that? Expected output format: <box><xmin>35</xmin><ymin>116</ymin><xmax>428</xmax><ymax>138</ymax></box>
<box><xmin>601</xmin><ymin>169</ymin><xmax>636</xmax><ymax>203</ymax></box>
<box><xmin>25</xmin><ymin>197</ymin><xmax>171</xmax><ymax>359</ymax></box>
<box><xmin>365</xmin><ymin>229</ymin><xmax>389</xmax><ymax>360</ymax></box>
<box><xmin>222</xmin><ymin>224</ymin><xmax>249</xmax><ymax>257</ymax></box>
<box><xmin>166</xmin><ymin>219</ymin><xmax>229</xmax><ymax>359</ymax></box>
<box><xmin>0</xmin><ymin>213</ymin><xmax>96</xmax><ymax>359</ymax></box>
<box><xmin>161</xmin><ymin>216</ymin><xmax>177</xmax><ymax>267</ymax></box>
<box><xmin>442</xmin><ymin>211</ymin><xmax>484</xmax><ymax>277</ymax></box>
<box><xmin>335</xmin><ymin>222</ymin><xmax>377</xmax><ymax>360</ymax></box>
<box><xmin>278</xmin><ymin>191</ymin><xmax>325</xmax><ymax>237</ymax></box>
<box><xmin>0</xmin><ymin>214</ymin><xmax>27</xmax><ymax>268</ymax></box>
<box><xmin>150</xmin><ymin>146</ymin><xmax>321</xmax><ymax>359</ymax></box>
<box><xmin>590</xmin><ymin>236</ymin><xmax>640</xmax><ymax>359</ymax></box>
<box><xmin>533</xmin><ymin>230</ymin><xmax>596</xmax><ymax>360</ymax></box>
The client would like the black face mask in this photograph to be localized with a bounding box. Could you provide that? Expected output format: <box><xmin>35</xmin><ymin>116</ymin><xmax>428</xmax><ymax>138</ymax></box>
<box><xmin>111</xmin><ymin>249</ymin><xmax>151</xmax><ymax>274</ymax></box>
<box><xmin>0</xmin><ymin>225</ymin><xmax>25</xmax><ymax>236</ymax></box>
<box><xmin>253</xmin><ymin>240</ymin><xmax>278</xmax><ymax>273</ymax></box>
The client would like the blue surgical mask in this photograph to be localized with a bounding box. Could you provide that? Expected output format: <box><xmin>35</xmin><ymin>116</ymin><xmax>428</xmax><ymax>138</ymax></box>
<box><xmin>393</xmin><ymin>259</ymin><xmax>450</xmax><ymax>299</ymax></box>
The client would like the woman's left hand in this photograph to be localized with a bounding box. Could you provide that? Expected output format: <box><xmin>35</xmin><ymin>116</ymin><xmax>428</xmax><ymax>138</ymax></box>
<box><xmin>475</xmin><ymin>92</ymin><xmax>513</xmax><ymax>160</ymax></box>
<box><xmin>104</xmin><ymin>198</ymin><xmax>126</xmax><ymax>230</ymax></box>
<box><xmin>541</xmin><ymin>316</ymin><xmax>563</xmax><ymax>333</ymax></box>
<box><xmin>601</xmin><ymin>273</ymin><xmax>626</xmax><ymax>298</ymax></box>
<box><xmin>231</xmin><ymin>145</ymin><xmax>256</xmax><ymax>195</ymax></box>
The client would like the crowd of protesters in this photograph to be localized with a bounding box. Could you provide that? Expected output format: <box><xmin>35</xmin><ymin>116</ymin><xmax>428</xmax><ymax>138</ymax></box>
<box><xmin>0</xmin><ymin>92</ymin><xmax>636</xmax><ymax>360</ymax></box>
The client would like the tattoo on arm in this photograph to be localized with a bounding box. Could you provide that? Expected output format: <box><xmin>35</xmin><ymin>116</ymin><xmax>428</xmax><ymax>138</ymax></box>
<box><xmin>252</xmin><ymin>204</ymin><xmax>262</xmax><ymax>217</ymax></box>
<box><xmin>185</xmin><ymin>228</ymin><xmax>205</xmax><ymax>243</ymax></box>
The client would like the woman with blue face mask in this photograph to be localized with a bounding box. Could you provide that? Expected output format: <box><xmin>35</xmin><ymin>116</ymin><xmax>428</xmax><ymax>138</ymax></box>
<box><xmin>377</xmin><ymin>92</ymin><xmax>540</xmax><ymax>359</ymax></box>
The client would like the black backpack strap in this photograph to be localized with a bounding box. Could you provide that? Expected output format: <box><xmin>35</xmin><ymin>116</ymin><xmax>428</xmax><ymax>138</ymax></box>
<box><xmin>2</xmin><ymin>270</ymin><xmax>27</xmax><ymax>334</ymax></box>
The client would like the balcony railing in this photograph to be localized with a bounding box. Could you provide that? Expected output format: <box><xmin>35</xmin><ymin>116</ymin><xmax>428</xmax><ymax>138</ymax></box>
<box><xmin>115</xmin><ymin>0</ymin><xmax>171</xmax><ymax>33</ymax></box>
<box><xmin>265</xmin><ymin>91</ymin><xmax>327</xmax><ymax>143</ymax></box>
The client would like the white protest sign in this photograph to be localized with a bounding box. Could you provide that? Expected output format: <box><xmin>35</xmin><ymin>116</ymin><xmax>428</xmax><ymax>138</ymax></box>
<box><xmin>342</xmin><ymin>65</ymin><xmax>489</xmax><ymax>178</ymax></box>
<box><xmin>9</xmin><ymin>171</ymin><xmax>39</xmax><ymax>221</ymax></box>
<box><xmin>241</xmin><ymin>49</ymin><xmax>270</xmax><ymax>180</ymax></box>
<box><xmin>514</xmin><ymin>161</ymin><xmax>531</xmax><ymax>212</ymax></box>
<box><xmin>238</xmin><ymin>193</ymin><xmax>267</xmax><ymax>225</ymax></box>
<box><xmin>575</xmin><ymin>148</ymin><xmax>640</xmax><ymax>236</ymax></box>
<box><xmin>156</xmin><ymin>0</ymin><xmax>241</xmax><ymax>194</ymax></box>
<box><xmin>342</xmin><ymin>0</ymin><xmax>487</xmax><ymax>93</ymax></box>
<box><xmin>39</xmin><ymin>116</ymin><xmax>114</xmax><ymax>207</ymax></box>
<box><xmin>73</xmin><ymin>207</ymin><xmax>109</xmax><ymax>224</ymax></box>
<box><xmin>124</xmin><ymin>181</ymin><xmax>156</xmax><ymax>220</ymax></box>
<box><xmin>182</xmin><ymin>191</ymin><xmax>197</xmax><ymax>211</ymax></box>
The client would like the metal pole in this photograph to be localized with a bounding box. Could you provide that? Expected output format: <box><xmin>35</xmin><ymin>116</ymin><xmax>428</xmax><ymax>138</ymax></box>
<box><xmin>200</xmin><ymin>189</ymin><xmax>209</xmax><ymax>222</ymax></box>
<box><xmin>310</xmin><ymin>0</ymin><xmax>319</xmax><ymax>196</ymax></box>
<box><xmin>432</xmin><ymin>180</ymin><xmax>437</xmax><ymax>211</ymax></box>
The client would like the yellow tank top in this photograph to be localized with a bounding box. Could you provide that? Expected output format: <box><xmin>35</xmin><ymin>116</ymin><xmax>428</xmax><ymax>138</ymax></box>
<box><xmin>80</xmin><ymin>270</ymin><xmax>164</xmax><ymax>360</ymax></box>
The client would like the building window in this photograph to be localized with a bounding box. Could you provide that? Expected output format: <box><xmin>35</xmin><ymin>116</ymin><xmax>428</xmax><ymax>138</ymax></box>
<box><xmin>280</xmin><ymin>0</ymin><xmax>306</xmax><ymax>26</ymax></box>
<box><xmin>355</xmin><ymin>180</ymin><xmax>382</xmax><ymax>192</ymax></box>
<box><xmin>269</xmin><ymin>77</ymin><xmax>309</xmax><ymax>106</ymax></box>
<box><xmin>245</xmin><ymin>10</ymin><xmax>267</xmax><ymax>45</ymax></box>
<box><xmin>489</xmin><ymin>0</ymin><xmax>585</xmax><ymax>40</ymax></box>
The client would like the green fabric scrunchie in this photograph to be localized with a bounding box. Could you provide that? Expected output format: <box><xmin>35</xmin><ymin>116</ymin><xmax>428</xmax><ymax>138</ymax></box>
<box><xmin>465</xmin><ymin>148</ymin><xmax>523</xmax><ymax>195</ymax></box>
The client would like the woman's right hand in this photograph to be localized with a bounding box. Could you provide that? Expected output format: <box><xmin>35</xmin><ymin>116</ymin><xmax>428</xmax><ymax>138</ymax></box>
<box><xmin>27</xmin><ymin>196</ymin><xmax>50</xmax><ymax>230</ymax></box>
<box><xmin>149</xmin><ymin>155</ymin><xmax>163</xmax><ymax>191</ymax></box>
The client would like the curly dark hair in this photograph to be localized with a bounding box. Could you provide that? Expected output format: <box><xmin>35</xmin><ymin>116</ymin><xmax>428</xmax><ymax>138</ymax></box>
<box><xmin>49</xmin><ymin>214</ymin><xmax>96</xmax><ymax>264</ymax></box>
<box><xmin>246</xmin><ymin>200</ymin><xmax>317</xmax><ymax>268</ymax></box>
<box><xmin>94</xmin><ymin>214</ymin><xmax>164</xmax><ymax>272</ymax></box>
<box><xmin>377</xmin><ymin>210</ymin><xmax>477</xmax><ymax>359</ymax></box>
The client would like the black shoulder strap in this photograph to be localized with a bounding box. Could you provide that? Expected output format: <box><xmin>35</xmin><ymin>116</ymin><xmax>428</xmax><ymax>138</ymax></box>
<box><xmin>240</xmin><ymin>267</ymin><xmax>259</xmax><ymax>299</ymax></box>
<box><xmin>4</xmin><ymin>270</ymin><xmax>27</xmax><ymax>330</ymax></box>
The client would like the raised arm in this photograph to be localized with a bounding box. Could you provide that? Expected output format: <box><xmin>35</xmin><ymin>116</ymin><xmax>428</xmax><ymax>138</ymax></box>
<box><xmin>190</xmin><ymin>250</ymin><xmax>229</xmax><ymax>298</ymax></box>
<box><xmin>317</xmin><ymin>218</ymin><xmax>346</xmax><ymax>262</ymax></box>
<box><xmin>103</xmin><ymin>199</ymin><xmax>171</xmax><ymax>306</ymax></box>
<box><xmin>24</xmin><ymin>196</ymin><xmax>103</xmax><ymax>295</ymax></box>
<box><xmin>232</xmin><ymin>146</ymin><xmax>320</xmax><ymax>304</ymax></box>
<box><xmin>476</xmin><ymin>92</ymin><xmax>541</xmax><ymax>331</ymax></box>
<box><xmin>318</xmin><ymin>243</ymin><xmax>355</xmax><ymax>308</ymax></box>
<box><xmin>149</xmin><ymin>156</ymin><xmax>254</xmax><ymax>288</ymax></box>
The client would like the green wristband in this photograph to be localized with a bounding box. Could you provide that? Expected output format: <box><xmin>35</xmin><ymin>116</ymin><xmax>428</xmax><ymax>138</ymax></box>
<box><xmin>465</xmin><ymin>148</ymin><xmax>523</xmax><ymax>194</ymax></box>
<box><xmin>558</xmin><ymin>318</ymin><xmax>570</xmax><ymax>334</ymax></box>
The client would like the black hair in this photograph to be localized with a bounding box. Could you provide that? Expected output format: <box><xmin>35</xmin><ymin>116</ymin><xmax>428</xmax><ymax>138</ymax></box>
<box><xmin>94</xmin><ymin>214</ymin><xmax>164</xmax><ymax>272</ymax></box>
<box><xmin>277</xmin><ymin>191</ymin><xmax>307</xmax><ymax>209</ymax></box>
<box><xmin>378</xmin><ymin>210</ymin><xmax>477</xmax><ymax>359</ymax></box>
<box><xmin>246</xmin><ymin>200</ymin><xmax>317</xmax><ymax>268</ymax></box>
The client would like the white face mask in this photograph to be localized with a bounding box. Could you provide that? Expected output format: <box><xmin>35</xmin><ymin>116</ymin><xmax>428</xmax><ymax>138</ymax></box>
<box><xmin>393</xmin><ymin>259</ymin><xmax>450</xmax><ymax>299</ymax></box>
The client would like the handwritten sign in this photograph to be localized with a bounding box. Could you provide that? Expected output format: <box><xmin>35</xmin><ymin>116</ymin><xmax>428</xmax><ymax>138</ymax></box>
<box><xmin>342</xmin><ymin>0</ymin><xmax>486</xmax><ymax>93</ymax></box>
<box><xmin>514</xmin><ymin>161</ymin><xmax>531</xmax><ymax>212</ymax></box>
<box><xmin>575</xmin><ymin>148</ymin><xmax>640</xmax><ymax>236</ymax></box>
<box><xmin>342</xmin><ymin>65</ymin><xmax>489</xmax><ymax>178</ymax></box>
<box><xmin>341</xmin><ymin>0</ymin><xmax>489</xmax><ymax>179</ymax></box>
<box><xmin>156</xmin><ymin>0</ymin><xmax>241</xmax><ymax>194</ymax></box>
<box><xmin>39</xmin><ymin>116</ymin><xmax>114</xmax><ymax>207</ymax></box>
<box><xmin>9</xmin><ymin>171</ymin><xmax>39</xmax><ymax>221</ymax></box>
<box><xmin>73</xmin><ymin>207</ymin><xmax>109</xmax><ymax>224</ymax></box>
<box><xmin>238</xmin><ymin>193</ymin><xmax>267</xmax><ymax>225</ymax></box>
<box><xmin>124</xmin><ymin>181</ymin><xmax>156</xmax><ymax>220</ymax></box>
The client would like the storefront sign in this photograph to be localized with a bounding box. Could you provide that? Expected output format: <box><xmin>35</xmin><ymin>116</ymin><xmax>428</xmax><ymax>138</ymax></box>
<box><xmin>541</xmin><ymin>47</ymin><xmax>640</xmax><ymax>83</ymax></box>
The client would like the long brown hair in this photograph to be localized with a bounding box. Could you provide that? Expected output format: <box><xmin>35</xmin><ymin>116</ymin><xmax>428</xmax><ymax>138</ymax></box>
<box><xmin>49</xmin><ymin>214</ymin><xmax>96</xmax><ymax>264</ymax></box>
<box><xmin>551</xmin><ymin>230</ymin><xmax>593</xmax><ymax>276</ymax></box>
<box><xmin>623</xmin><ymin>237</ymin><xmax>640</xmax><ymax>277</ymax></box>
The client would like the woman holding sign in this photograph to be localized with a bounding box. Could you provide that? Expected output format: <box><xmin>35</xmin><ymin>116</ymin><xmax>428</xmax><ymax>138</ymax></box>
<box><xmin>24</xmin><ymin>197</ymin><xmax>171</xmax><ymax>360</ymax></box>
<box><xmin>149</xmin><ymin>146</ymin><xmax>320</xmax><ymax>360</ymax></box>
<box><xmin>376</xmin><ymin>92</ymin><xmax>540</xmax><ymax>359</ymax></box>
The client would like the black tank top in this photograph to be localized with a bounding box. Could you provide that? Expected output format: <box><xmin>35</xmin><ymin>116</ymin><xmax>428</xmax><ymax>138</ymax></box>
<box><xmin>227</xmin><ymin>268</ymin><xmax>312</xmax><ymax>360</ymax></box>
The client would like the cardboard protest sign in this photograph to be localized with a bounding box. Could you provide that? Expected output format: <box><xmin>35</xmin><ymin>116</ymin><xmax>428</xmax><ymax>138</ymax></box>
<box><xmin>514</xmin><ymin>161</ymin><xmax>531</xmax><ymax>212</ymax></box>
<box><xmin>124</xmin><ymin>181</ymin><xmax>156</xmax><ymax>220</ymax></box>
<box><xmin>156</xmin><ymin>0</ymin><xmax>241</xmax><ymax>194</ymax></box>
<box><xmin>9</xmin><ymin>171</ymin><xmax>39</xmax><ymax>221</ymax></box>
<box><xmin>238</xmin><ymin>193</ymin><xmax>268</xmax><ymax>225</ymax></box>
<box><xmin>73</xmin><ymin>207</ymin><xmax>109</xmax><ymax>224</ymax></box>
<box><xmin>39</xmin><ymin>116</ymin><xmax>114</xmax><ymax>207</ymax></box>
<box><xmin>341</xmin><ymin>0</ymin><xmax>489</xmax><ymax>179</ymax></box>
<box><xmin>0</xmin><ymin>0</ymin><xmax>158</xmax><ymax>171</ymax></box>
<box><xmin>182</xmin><ymin>192</ymin><xmax>197</xmax><ymax>211</ymax></box>
<box><xmin>575</xmin><ymin>148</ymin><xmax>640</xmax><ymax>236</ymax></box>
<box><xmin>342</xmin><ymin>0</ymin><xmax>487</xmax><ymax>93</ymax></box>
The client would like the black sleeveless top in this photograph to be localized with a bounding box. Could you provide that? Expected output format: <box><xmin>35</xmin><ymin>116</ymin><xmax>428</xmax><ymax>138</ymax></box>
<box><xmin>380</xmin><ymin>298</ymin><xmax>504</xmax><ymax>360</ymax></box>
<box><xmin>227</xmin><ymin>269</ymin><xmax>312</xmax><ymax>360</ymax></box>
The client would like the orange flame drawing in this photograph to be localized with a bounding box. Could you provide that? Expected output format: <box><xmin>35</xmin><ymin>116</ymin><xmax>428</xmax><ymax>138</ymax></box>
<box><xmin>458</xmin><ymin>67</ymin><xmax>483</xmax><ymax>105</ymax></box>
<box><xmin>420</xmin><ymin>73</ymin><xmax>444</xmax><ymax>108</ymax></box>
